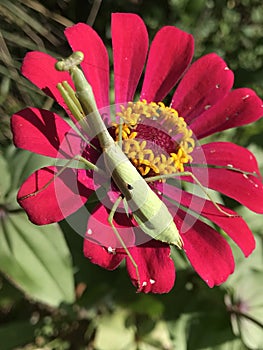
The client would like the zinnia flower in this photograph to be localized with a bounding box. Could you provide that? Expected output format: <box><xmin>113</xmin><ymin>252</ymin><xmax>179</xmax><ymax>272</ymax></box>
<box><xmin>11</xmin><ymin>13</ymin><xmax>263</xmax><ymax>293</ymax></box>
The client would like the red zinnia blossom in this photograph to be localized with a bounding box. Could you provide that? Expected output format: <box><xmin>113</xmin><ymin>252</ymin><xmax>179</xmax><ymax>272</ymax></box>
<box><xmin>11</xmin><ymin>13</ymin><xmax>263</xmax><ymax>293</ymax></box>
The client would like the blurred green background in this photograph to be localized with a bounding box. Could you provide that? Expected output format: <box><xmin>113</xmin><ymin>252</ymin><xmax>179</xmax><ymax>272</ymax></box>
<box><xmin>0</xmin><ymin>0</ymin><xmax>262</xmax><ymax>349</ymax></box>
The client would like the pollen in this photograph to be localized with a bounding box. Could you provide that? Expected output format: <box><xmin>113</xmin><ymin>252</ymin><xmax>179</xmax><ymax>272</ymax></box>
<box><xmin>113</xmin><ymin>100</ymin><xmax>195</xmax><ymax>178</ymax></box>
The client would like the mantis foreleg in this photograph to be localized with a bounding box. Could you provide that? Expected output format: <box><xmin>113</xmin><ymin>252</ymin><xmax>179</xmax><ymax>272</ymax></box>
<box><xmin>117</xmin><ymin>117</ymin><xmax>124</xmax><ymax>150</ymax></box>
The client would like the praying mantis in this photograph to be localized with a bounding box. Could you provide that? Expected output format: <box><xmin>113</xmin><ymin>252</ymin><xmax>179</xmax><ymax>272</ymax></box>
<box><xmin>56</xmin><ymin>52</ymin><xmax>184</xmax><ymax>286</ymax></box>
<box><xmin>20</xmin><ymin>51</ymin><xmax>241</xmax><ymax>288</ymax></box>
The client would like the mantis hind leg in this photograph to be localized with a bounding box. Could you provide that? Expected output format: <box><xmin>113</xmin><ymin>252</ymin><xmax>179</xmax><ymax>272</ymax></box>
<box><xmin>146</xmin><ymin>171</ymin><xmax>237</xmax><ymax>218</ymax></box>
<box><xmin>108</xmin><ymin>196</ymin><xmax>140</xmax><ymax>289</ymax></box>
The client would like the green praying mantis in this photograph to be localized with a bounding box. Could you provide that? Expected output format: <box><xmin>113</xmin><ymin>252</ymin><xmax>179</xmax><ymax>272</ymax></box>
<box><xmin>56</xmin><ymin>52</ymin><xmax>184</xmax><ymax>286</ymax></box>
<box><xmin>20</xmin><ymin>51</ymin><xmax>245</xmax><ymax>288</ymax></box>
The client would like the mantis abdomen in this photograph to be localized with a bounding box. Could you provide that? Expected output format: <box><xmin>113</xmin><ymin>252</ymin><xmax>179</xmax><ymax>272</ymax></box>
<box><xmin>104</xmin><ymin>142</ymin><xmax>183</xmax><ymax>248</ymax></box>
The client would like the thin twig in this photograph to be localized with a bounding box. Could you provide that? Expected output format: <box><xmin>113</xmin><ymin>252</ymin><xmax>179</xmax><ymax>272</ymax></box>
<box><xmin>0</xmin><ymin>31</ymin><xmax>32</xmax><ymax>105</ymax></box>
<box><xmin>19</xmin><ymin>0</ymin><xmax>74</xmax><ymax>27</ymax></box>
<box><xmin>86</xmin><ymin>0</ymin><xmax>102</xmax><ymax>27</ymax></box>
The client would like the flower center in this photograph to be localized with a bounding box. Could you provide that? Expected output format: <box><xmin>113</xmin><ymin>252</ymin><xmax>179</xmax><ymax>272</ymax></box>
<box><xmin>113</xmin><ymin>100</ymin><xmax>195</xmax><ymax>178</ymax></box>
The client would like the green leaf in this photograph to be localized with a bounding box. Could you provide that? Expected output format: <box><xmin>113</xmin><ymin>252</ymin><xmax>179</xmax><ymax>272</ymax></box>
<box><xmin>226</xmin><ymin>234</ymin><xmax>263</xmax><ymax>286</ymax></box>
<box><xmin>5</xmin><ymin>147</ymin><xmax>54</xmax><ymax>192</ymax></box>
<box><xmin>238</xmin><ymin>204</ymin><xmax>263</xmax><ymax>235</ymax></box>
<box><xmin>4</xmin><ymin>147</ymin><xmax>56</xmax><ymax>210</ymax></box>
<box><xmin>0</xmin><ymin>320</ymin><xmax>37</xmax><ymax>350</ymax></box>
<box><xmin>168</xmin><ymin>313</ymin><xmax>192</xmax><ymax>350</ymax></box>
<box><xmin>229</xmin><ymin>270</ymin><xmax>263</xmax><ymax>350</ymax></box>
<box><xmin>0</xmin><ymin>211</ymin><xmax>75</xmax><ymax>306</ymax></box>
<box><xmin>188</xmin><ymin>315</ymin><xmax>236</xmax><ymax>350</ymax></box>
<box><xmin>0</xmin><ymin>275</ymin><xmax>23</xmax><ymax>308</ymax></box>
<box><xmin>126</xmin><ymin>294</ymin><xmax>164</xmax><ymax>319</ymax></box>
<box><xmin>139</xmin><ymin>320</ymin><xmax>173</xmax><ymax>350</ymax></box>
<box><xmin>168</xmin><ymin>311</ymin><xmax>236</xmax><ymax>350</ymax></box>
<box><xmin>0</xmin><ymin>154</ymin><xmax>11</xmax><ymax>201</ymax></box>
<box><xmin>94</xmin><ymin>309</ymin><xmax>136</xmax><ymax>350</ymax></box>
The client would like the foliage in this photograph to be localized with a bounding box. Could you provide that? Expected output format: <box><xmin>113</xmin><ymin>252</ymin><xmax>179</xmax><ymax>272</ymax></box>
<box><xmin>0</xmin><ymin>1</ymin><xmax>262</xmax><ymax>349</ymax></box>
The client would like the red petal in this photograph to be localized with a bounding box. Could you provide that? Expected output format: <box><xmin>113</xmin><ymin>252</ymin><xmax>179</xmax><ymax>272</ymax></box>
<box><xmin>141</xmin><ymin>26</ymin><xmax>194</xmax><ymax>102</ymax></box>
<box><xmin>18</xmin><ymin>167</ymin><xmax>93</xmax><ymax>225</ymax></box>
<box><xmin>190</xmin><ymin>88</ymin><xmax>263</xmax><ymax>139</ymax></box>
<box><xmin>11</xmin><ymin>108</ymin><xmax>81</xmax><ymax>158</ymax></box>
<box><xmin>164</xmin><ymin>186</ymin><xmax>255</xmax><ymax>257</ymax></box>
<box><xmin>171</xmin><ymin>53</ymin><xmax>234</xmax><ymax>122</ymax></box>
<box><xmin>174</xmin><ymin>209</ymin><xmax>235</xmax><ymax>287</ymax></box>
<box><xmin>189</xmin><ymin>142</ymin><xmax>263</xmax><ymax>213</ymax></box>
<box><xmin>200</xmin><ymin>141</ymin><xmax>261</xmax><ymax>175</ymax></box>
<box><xmin>193</xmin><ymin>201</ymin><xmax>255</xmax><ymax>258</ymax></box>
<box><xmin>86</xmin><ymin>203</ymin><xmax>135</xmax><ymax>249</ymax></box>
<box><xmin>126</xmin><ymin>240</ymin><xmax>175</xmax><ymax>293</ymax></box>
<box><xmin>65</xmin><ymin>23</ymin><xmax>110</xmax><ymax>110</ymax></box>
<box><xmin>83</xmin><ymin>239</ymin><xmax>125</xmax><ymax>270</ymax></box>
<box><xmin>21</xmin><ymin>52</ymin><xmax>75</xmax><ymax>119</ymax></box>
<box><xmin>112</xmin><ymin>13</ymin><xmax>148</xmax><ymax>104</ymax></box>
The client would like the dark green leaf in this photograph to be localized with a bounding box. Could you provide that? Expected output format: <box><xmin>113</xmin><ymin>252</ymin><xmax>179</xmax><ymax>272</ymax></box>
<box><xmin>0</xmin><ymin>212</ymin><xmax>75</xmax><ymax>306</ymax></box>
<box><xmin>0</xmin><ymin>154</ymin><xmax>11</xmax><ymax>201</ymax></box>
<box><xmin>229</xmin><ymin>270</ymin><xmax>263</xmax><ymax>350</ymax></box>
<box><xmin>0</xmin><ymin>320</ymin><xmax>37</xmax><ymax>350</ymax></box>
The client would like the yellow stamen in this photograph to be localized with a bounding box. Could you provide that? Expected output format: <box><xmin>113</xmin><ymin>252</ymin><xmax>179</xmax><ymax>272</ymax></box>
<box><xmin>113</xmin><ymin>100</ymin><xmax>195</xmax><ymax>178</ymax></box>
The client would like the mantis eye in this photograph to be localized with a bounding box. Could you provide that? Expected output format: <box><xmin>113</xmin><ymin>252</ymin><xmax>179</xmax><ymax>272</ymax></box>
<box><xmin>127</xmin><ymin>184</ymin><xmax>133</xmax><ymax>191</ymax></box>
